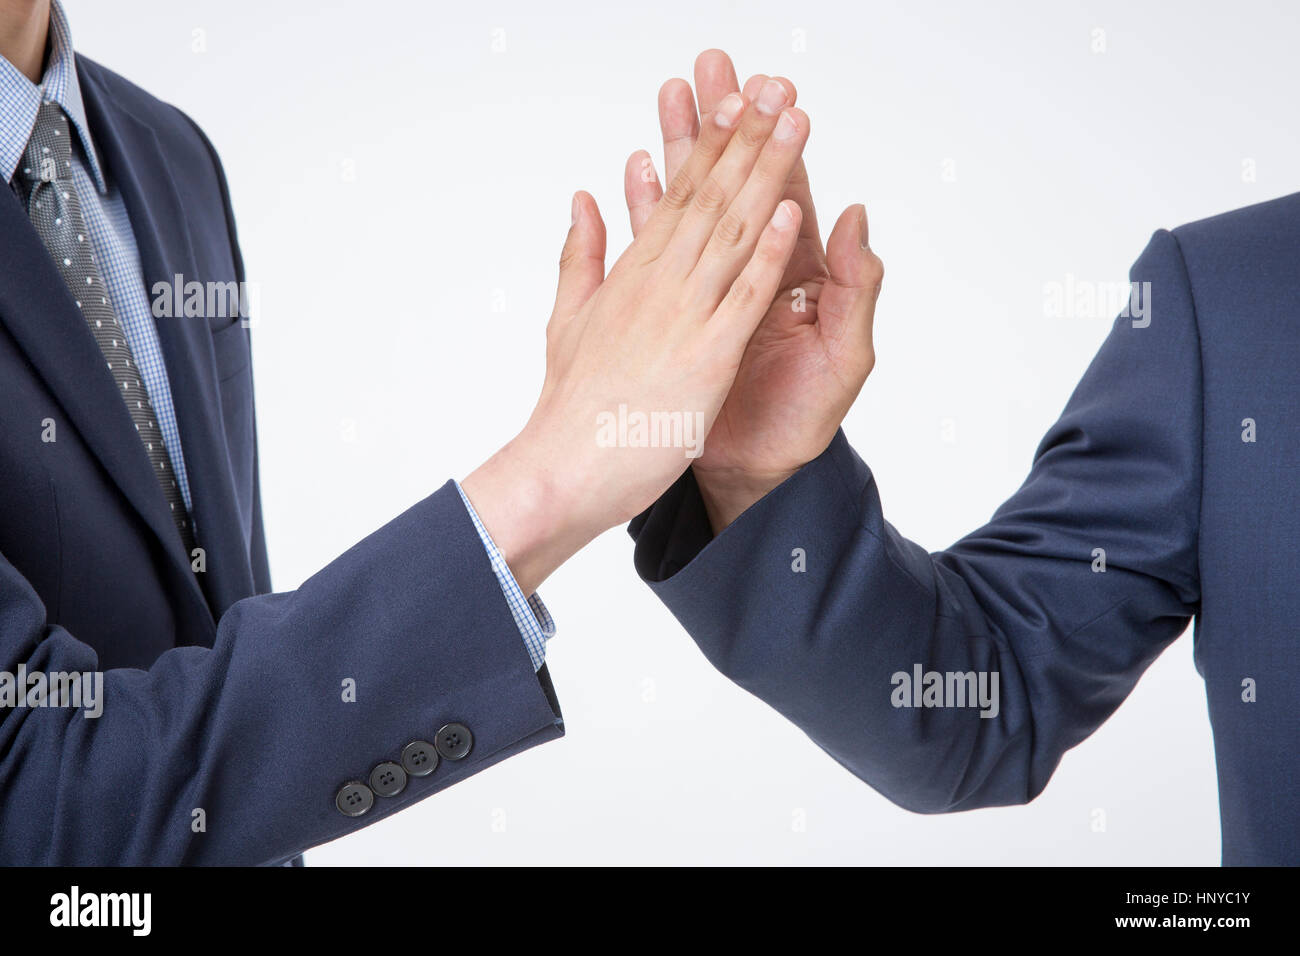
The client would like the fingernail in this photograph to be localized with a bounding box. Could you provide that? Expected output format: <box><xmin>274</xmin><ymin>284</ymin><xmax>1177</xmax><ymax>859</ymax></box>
<box><xmin>770</xmin><ymin>200</ymin><xmax>795</xmax><ymax>230</ymax></box>
<box><xmin>757</xmin><ymin>79</ymin><xmax>788</xmax><ymax>116</ymax></box>
<box><xmin>571</xmin><ymin>193</ymin><xmax>580</xmax><ymax>224</ymax></box>
<box><xmin>773</xmin><ymin>110</ymin><xmax>798</xmax><ymax>141</ymax></box>
<box><xmin>714</xmin><ymin>93</ymin><xmax>745</xmax><ymax>129</ymax></box>
<box><xmin>858</xmin><ymin>205</ymin><xmax>869</xmax><ymax>249</ymax></box>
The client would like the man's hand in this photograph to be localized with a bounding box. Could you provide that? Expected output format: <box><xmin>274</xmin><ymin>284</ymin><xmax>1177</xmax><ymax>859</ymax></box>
<box><xmin>463</xmin><ymin>81</ymin><xmax>811</xmax><ymax>594</ymax></box>
<box><xmin>625</xmin><ymin>50</ymin><xmax>884</xmax><ymax>532</ymax></box>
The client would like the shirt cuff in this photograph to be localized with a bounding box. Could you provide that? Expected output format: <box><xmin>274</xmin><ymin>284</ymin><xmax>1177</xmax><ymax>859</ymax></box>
<box><xmin>454</xmin><ymin>481</ymin><xmax>555</xmax><ymax>672</ymax></box>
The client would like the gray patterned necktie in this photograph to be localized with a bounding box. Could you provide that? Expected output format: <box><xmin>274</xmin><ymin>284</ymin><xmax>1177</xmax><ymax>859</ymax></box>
<box><xmin>19</xmin><ymin>101</ymin><xmax>196</xmax><ymax>556</ymax></box>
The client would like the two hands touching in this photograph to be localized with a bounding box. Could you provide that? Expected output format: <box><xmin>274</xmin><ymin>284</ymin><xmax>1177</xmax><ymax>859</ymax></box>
<box><xmin>462</xmin><ymin>50</ymin><xmax>883</xmax><ymax>596</ymax></box>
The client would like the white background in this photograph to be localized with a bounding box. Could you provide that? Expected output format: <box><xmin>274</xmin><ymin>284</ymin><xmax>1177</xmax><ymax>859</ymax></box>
<box><xmin>65</xmin><ymin>0</ymin><xmax>1300</xmax><ymax>865</ymax></box>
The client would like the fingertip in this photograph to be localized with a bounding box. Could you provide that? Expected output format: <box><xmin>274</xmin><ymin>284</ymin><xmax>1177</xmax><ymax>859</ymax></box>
<box><xmin>770</xmin><ymin>199</ymin><xmax>802</xmax><ymax>232</ymax></box>
<box><xmin>713</xmin><ymin>92</ymin><xmax>746</xmax><ymax>129</ymax></box>
<box><xmin>696</xmin><ymin>49</ymin><xmax>739</xmax><ymax>86</ymax></box>
<box><xmin>695</xmin><ymin>48</ymin><xmax>729</xmax><ymax>70</ymax></box>
<box><xmin>659</xmin><ymin>79</ymin><xmax>700</xmax><ymax>138</ymax></box>
<box><xmin>658</xmin><ymin>77</ymin><xmax>692</xmax><ymax>109</ymax></box>
<box><xmin>624</xmin><ymin>148</ymin><xmax>655</xmax><ymax>177</ymax></box>
<box><xmin>694</xmin><ymin>50</ymin><xmax>741</xmax><ymax>115</ymax></box>
<box><xmin>772</xmin><ymin>107</ymin><xmax>809</xmax><ymax>146</ymax></box>
<box><xmin>571</xmin><ymin>190</ymin><xmax>603</xmax><ymax>228</ymax></box>
<box><xmin>828</xmin><ymin>203</ymin><xmax>868</xmax><ymax>251</ymax></box>
<box><xmin>741</xmin><ymin>74</ymin><xmax>765</xmax><ymax>101</ymax></box>
<box><xmin>772</xmin><ymin>76</ymin><xmax>798</xmax><ymax>106</ymax></box>
<box><xmin>826</xmin><ymin>204</ymin><xmax>878</xmax><ymax>289</ymax></box>
<box><xmin>624</xmin><ymin>149</ymin><xmax>661</xmax><ymax>200</ymax></box>
<box><xmin>825</xmin><ymin>203</ymin><xmax>857</xmax><ymax>247</ymax></box>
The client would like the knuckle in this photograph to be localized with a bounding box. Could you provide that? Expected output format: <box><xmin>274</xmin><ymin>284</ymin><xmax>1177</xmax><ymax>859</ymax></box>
<box><xmin>713</xmin><ymin>211</ymin><xmax>747</xmax><ymax>249</ymax></box>
<box><xmin>692</xmin><ymin>176</ymin><xmax>729</xmax><ymax>215</ymax></box>
<box><xmin>661</xmin><ymin>174</ymin><xmax>695</xmax><ymax>211</ymax></box>
<box><xmin>726</xmin><ymin>274</ymin><xmax>758</xmax><ymax>310</ymax></box>
<box><xmin>864</xmin><ymin>253</ymin><xmax>885</xmax><ymax>290</ymax></box>
<box><xmin>759</xmin><ymin>227</ymin><xmax>790</xmax><ymax>260</ymax></box>
<box><xmin>630</xmin><ymin>247</ymin><xmax>663</xmax><ymax>269</ymax></box>
<box><xmin>736</xmin><ymin>122</ymin><xmax>767</xmax><ymax>150</ymax></box>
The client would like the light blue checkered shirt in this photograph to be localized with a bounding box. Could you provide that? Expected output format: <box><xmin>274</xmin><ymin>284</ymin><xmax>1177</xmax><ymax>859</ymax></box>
<box><xmin>2</xmin><ymin>0</ymin><xmax>554</xmax><ymax>671</ymax></box>
<box><xmin>455</xmin><ymin>483</ymin><xmax>555</xmax><ymax>669</ymax></box>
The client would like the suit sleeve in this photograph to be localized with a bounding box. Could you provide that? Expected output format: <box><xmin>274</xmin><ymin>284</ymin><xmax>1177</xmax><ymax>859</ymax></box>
<box><xmin>630</xmin><ymin>229</ymin><xmax>1202</xmax><ymax>812</ymax></box>
<box><xmin>0</xmin><ymin>482</ymin><xmax>563</xmax><ymax>864</ymax></box>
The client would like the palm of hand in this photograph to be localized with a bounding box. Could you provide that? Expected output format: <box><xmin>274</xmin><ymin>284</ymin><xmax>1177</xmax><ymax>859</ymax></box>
<box><xmin>696</xmin><ymin>237</ymin><xmax>856</xmax><ymax>481</ymax></box>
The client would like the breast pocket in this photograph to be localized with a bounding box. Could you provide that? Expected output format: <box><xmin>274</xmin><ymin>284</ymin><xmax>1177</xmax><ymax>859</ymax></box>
<box><xmin>210</xmin><ymin>315</ymin><xmax>251</xmax><ymax>383</ymax></box>
<box><xmin>209</xmin><ymin>317</ymin><xmax>256</xmax><ymax>531</ymax></box>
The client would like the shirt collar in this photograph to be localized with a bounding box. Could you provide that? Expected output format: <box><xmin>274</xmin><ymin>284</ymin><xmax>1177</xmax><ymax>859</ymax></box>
<box><xmin>0</xmin><ymin>0</ymin><xmax>107</xmax><ymax>193</ymax></box>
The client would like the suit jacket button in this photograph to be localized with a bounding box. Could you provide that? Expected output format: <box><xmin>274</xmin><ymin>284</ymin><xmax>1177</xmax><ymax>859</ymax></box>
<box><xmin>434</xmin><ymin>722</ymin><xmax>473</xmax><ymax>760</ymax></box>
<box><xmin>335</xmin><ymin>781</ymin><xmax>374</xmax><ymax>817</ymax></box>
<box><xmin>401</xmin><ymin>740</ymin><xmax>439</xmax><ymax>777</ymax></box>
<box><xmin>369</xmin><ymin>761</ymin><xmax>408</xmax><ymax>797</ymax></box>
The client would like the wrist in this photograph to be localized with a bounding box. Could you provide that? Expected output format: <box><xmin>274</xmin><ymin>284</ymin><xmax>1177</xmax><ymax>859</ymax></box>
<box><xmin>460</xmin><ymin>430</ymin><xmax>597</xmax><ymax>597</ymax></box>
<box><xmin>692</xmin><ymin>463</ymin><xmax>797</xmax><ymax>534</ymax></box>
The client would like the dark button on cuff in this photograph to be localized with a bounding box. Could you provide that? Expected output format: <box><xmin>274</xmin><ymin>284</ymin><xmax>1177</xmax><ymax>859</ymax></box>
<box><xmin>369</xmin><ymin>761</ymin><xmax>408</xmax><ymax>797</ymax></box>
<box><xmin>434</xmin><ymin>722</ymin><xmax>473</xmax><ymax>760</ymax></box>
<box><xmin>335</xmin><ymin>781</ymin><xmax>374</xmax><ymax>817</ymax></box>
<box><xmin>401</xmin><ymin>739</ymin><xmax>439</xmax><ymax>777</ymax></box>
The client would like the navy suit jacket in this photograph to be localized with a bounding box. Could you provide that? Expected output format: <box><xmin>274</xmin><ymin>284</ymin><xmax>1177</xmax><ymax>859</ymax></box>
<box><xmin>633</xmin><ymin>196</ymin><xmax>1300</xmax><ymax>866</ymax></box>
<box><xmin>0</xmin><ymin>58</ymin><xmax>561</xmax><ymax>864</ymax></box>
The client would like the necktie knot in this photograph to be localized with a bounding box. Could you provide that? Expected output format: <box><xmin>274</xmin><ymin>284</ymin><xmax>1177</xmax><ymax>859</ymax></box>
<box><xmin>21</xmin><ymin>101</ymin><xmax>74</xmax><ymax>187</ymax></box>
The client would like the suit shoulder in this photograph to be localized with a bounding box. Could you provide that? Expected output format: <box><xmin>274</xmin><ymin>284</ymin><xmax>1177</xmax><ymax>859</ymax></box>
<box><xmin>1170</xmin><ymin>191</ymin><xmax>1300</xmax><ymax>254</ymax></box>
<box><xmin>1158</xmin><ymin>192</ymin><xmax>1300</xmax><ymax>343</ymax></box>
<box><xmin>76</xmin><ymin>54</ymin><xmax>222</xmax><ymax>171</ymax></box>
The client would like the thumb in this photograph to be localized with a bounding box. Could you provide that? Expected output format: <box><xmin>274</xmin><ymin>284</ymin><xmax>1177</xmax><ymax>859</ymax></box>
<box><xmin>819</xmin><ymin>203</ymin><xmax>883</xmax><ymax>381</ymax></box>
<box><xmin>553</xmin><ymin>191</ymin><xmax>607</xmax><ymax>320</ymax></box>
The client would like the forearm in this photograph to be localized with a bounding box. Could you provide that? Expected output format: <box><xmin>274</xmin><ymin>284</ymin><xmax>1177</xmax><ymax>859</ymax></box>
<box><xmin>633</xmin><ymin>415</ymin><xmax>1197</xmax><ymax>813</ymax></box>
<box><xmin>0</xmin><ymin>483</ymin><xmax>561</xmax><ymax>864</ymax></box>
<box><xmin>631</xmin><ymin>434</ymin><xmax>1023</xmax><ymax>811</ymax></box>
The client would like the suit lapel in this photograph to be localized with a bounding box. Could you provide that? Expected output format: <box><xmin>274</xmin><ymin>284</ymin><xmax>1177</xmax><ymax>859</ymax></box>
<box><xmin>2</xmin><ymin>178</ymin><xmax>220</xmax><ymax>635</ymax></box>
<box><xmin>77</xmin><ymin>63</ymin><xmax>256</xmax><ymax>628</ymax></box>
<box><xmin>0</xmin><ymin>56</ymin><xmax>261</xmax><ymax>646</ymax></box>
